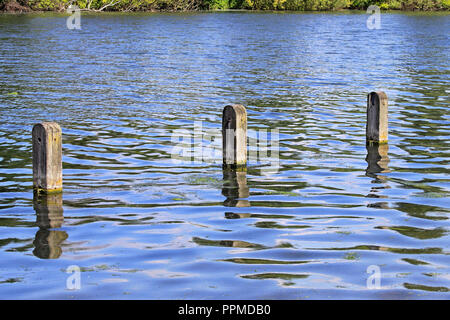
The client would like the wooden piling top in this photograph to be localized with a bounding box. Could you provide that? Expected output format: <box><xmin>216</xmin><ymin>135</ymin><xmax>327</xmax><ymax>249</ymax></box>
<box><xmin>222</xmin><ymin>104</ymin><xmax>247</xmax><ymax>169</ymax></box>
<box><xmin>366</xmin><ymin>91</ymin><xmax>388</xmax><ymax>144</ymax></box>
<box><xmin>32</xmin><ymin>122</ymin><xmax>62</xmax><ymax>193</ymax></box>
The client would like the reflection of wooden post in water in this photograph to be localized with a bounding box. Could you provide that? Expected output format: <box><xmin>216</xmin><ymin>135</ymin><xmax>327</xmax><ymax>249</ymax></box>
<box><xmin>34</xmin><ymin>192</ymin><xmax>64</xmax><ymax>228</ymax></box>
<box><xmin>219</xmin><ymin>240</ymin><xmax>256</xmax><ymax>248</ymax></box>
<box><xmin>33</xmin><ymin>192</ymin><xmax>67</xmax><ymax>259</ymax></box>
<box><xmin>222</xmin><ymin>169</ymin><xmax>250</xmax><ymax>207</ymax></box>
<box><xmin>222</xmin><ymin>105</ymin><xmax>247</xmax><ymax>170</ymax></box>
<box><xmin>366</xmin><ymin>91</ymin><xmax>388</xmax><ymax>144</ymax></box>
<box><xmin>32</xmin><ymin>122</ymin><xmax>63</xmax><ymax>193</ymax></box>
<box><xmin>365</xmin><ymin>143</ymin><xmax>390</xmax><ymax>200</ymax></box>
<box><xmin>366</xmin><ymin>143</ymin><xmax>390</xmax><ymax>176</ymax></box>
<box><xmin>225</xmin><ymin>212</ymin><xmax>251</xmax><ymax>219</ymax></box>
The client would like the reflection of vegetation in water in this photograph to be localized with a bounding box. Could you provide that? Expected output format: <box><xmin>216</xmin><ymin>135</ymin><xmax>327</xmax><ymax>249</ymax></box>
<box><xmin>192</xmin><ymin>237</ymin><xmax>293</xmax><ymax>249</ymax></box>
<box><xmin>416</xmin><ymin>191</ymin><xmax>450</xmax><ymax>198</ymax></box>
<box><xmin>59</xmin><ymin>264</ymin><xmax>140</xmax><ymax>273</ymax></box>
<box><xmin>396</xmin><ymin>272</ymin><xmax>411</xmax><ymax>278</ymax></box>
<box><xmin>335</xmin><ymin>231</ymin><xmax>352</xmax><ymax>235</ymax></box>
<box><xmin>423</xmin><ymin>272</ymin><xmax>441</xmax><ymax>277</ymax></box>
<box><xmin>395</xmin><ymin>202</ymin><xmax>448</xmax><ymax>221</ymax></box>
<box><xmin>187</xmin><ymin>176</ymin><xmax>222</xmax><ymax>187</ymax></box>
<box><xmin>241</xmin><ymin>272</ymin><xmax>310</xmax><ymax>286</ymax></box>
<box><xmin>402</xmin><ymin>258</ymin><xmax>430</xmax><ymax>266</ymax></box>
<box><xmin>310</xmin><ymin>245</ymin><xmax>443</xmax><ymax>254</ymax></box>
<box><xmin>219</xmin><ymin>258</ymin><xmax>310</xmax><ymax>265</ymax></box>
<box><xmin>344</xmin><ymin>252</ymin><xmax>360</xmax><ymax>260</ymax></box>
<box><xmin>254</xmin><ymin>221</ymin><xmax>310</xmax><ymax>229</ymax></box>
<box><xmin>247</xmin><ymin>201</ymin><xmax>361</xmax><ymax>208</ymax></box>
<box><xmin>0</xmin><ymin>217</ymin><xmax>35</xmax><ymax>228</ymax></box>
<box><xmin>404</xmin><ymin>283</ymin><xmax>449</xmax><ymax>292</ymax></box>
<box><xmin>241</xmin><ymin>273</ymin><xmax>309</xmax><ymax>281</ymax></box>
<box><xmin>304</xmin><ymin>215</ymin><xmax>368</xmax><ymax>221</ymax></box>
<box><xmin>69</xmin><ymin>215</ymin><xmax>155</xmax><ymax>226</ymax></box>
<box><xmin>0</xmin><ymin>277</ymin><xmax>23</xmax><ymax>284</ymax></box>
<box><xmin>265</xmin><ymin>190</ymin><xmax>298</xmax><ymax>197</ymax></box>
<box><xmin>251</xmin><ymin>183</ymin><xmax>307</xmax><ymax>198</ymax></box>
<box><xmin>376</xmin><ymin>226</ymin><xmax>448</xmax><ymax>240</ymax></box>
<box><xmin>225</xmin><ymin>212</ymin><xmax>294</xmax><ymax>219</ymax></box>
<box><xmin>93</xmin><ymin>264</ymin><xmax>111</xmax><ymax>271</ymax></box>
<box><xmin>192</xmin><ymin>236</ymin><xmax>267</xmax><ymax>249</ymax></box>
<box><xmin>0</xmin><ymin>237</ymin><xmax>33</xmax><ymax>251</ymax></box>
<box><xmin>390</xmin><ymin>178</ymin><xmax>449</xmax><ymax>197</ymax></box>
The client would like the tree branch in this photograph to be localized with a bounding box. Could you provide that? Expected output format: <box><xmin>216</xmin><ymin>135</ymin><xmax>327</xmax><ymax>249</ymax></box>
<box><xmin>98</xmin><ymin>0</ymin><xmax>122</xmax><ymax>11</ymax></box>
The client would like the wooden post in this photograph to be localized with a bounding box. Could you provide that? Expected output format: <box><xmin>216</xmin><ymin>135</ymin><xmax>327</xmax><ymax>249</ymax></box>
<box><xmin>222</xmin><ymin>104</ymin><xmax>247</xmax><ymax>169</ymax></box>
<box><xmin>32</xmin><ymin>122</ymin><xmax>62</xmax><ymax>193</ymax></box>
<box><xmin>366</xmin><ymin>91</ymin><xmax>388</xmax><ymax>144</ymax></box>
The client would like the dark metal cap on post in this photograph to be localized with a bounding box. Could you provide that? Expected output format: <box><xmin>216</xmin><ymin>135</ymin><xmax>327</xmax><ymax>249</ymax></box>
<box><xmin>222</xmin><ymin>104</ymin><xmax>247</xmax><ymax>170</ymax></box>
<box><xmin>32</xmin><ymin>122</ymin><xmax>63</xmax><ymax>193</ymax></box>
<box><xmin>366</xmin><ymin>91</ymin><xmax>388</xmax><ymax>144</ymax></box>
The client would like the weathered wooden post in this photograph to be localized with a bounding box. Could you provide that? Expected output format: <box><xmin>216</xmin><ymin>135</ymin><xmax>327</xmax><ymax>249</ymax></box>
<box><xmin>222</xmin><ymin>104</ymin><xmax>247</xmax><ymax>170</ymax></box>
<box><xmin>32</xmin><ymin>122</ymin><xmax>62</xmax><ymax>193</ymax></box>
<box><xmin>366</xmin><ymin>91</ymin><xmax>388</xmax><ymax>144</ymax></box>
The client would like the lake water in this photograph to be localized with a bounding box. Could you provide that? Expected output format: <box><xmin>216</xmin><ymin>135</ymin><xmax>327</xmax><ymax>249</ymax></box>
<box><xmin>0</xmin><ymin>11</ymin><xmax>449</xmax><ymax>299</ymax></box>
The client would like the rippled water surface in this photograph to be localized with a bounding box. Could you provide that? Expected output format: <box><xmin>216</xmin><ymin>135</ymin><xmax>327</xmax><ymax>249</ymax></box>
<box><xmin>0</xmin><ymin>11</ymin><xmax>449</xmax><ymax>299</ymax></box>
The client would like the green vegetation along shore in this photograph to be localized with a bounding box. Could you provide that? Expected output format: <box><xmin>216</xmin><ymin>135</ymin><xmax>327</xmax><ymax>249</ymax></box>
<box><xmin>0</xmin><ymin>0</ymin><xmax>449</xmax><ymax>13</ymax></box>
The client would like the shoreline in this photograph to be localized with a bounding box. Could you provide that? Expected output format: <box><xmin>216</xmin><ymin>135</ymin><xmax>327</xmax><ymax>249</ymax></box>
<box><xmin>1</xmin><ymin>8</ymin><xmax>449</xmax><ymax>14</ymax></box>
<box><xmin>1</xmin><ymin>0</ymin><xmax>449</xmax><ymax>14</ymax></box>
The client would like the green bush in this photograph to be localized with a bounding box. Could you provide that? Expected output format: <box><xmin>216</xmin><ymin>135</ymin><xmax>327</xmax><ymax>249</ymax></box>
<box><xmin>203</xmin><ymin>0</ymin><xmax>229</xmax><ymax>9</ymax></box>
<box><xmin>1</xmin><ymin>0</ymin><xmax>448</xmax><ymax>11</ymax></box>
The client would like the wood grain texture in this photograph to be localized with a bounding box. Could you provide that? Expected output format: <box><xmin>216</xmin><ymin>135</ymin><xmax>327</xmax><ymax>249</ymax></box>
<box><xmin>32</xmin><ymin>122</ymin><xmax>62</xmax><ymax>192</ymax></box>
<box><xmin>366</xmin><ymin>91</ymin><xmax>388</xmax><ymax>144</ymax></box>
<box><xmin>222</xmin><ymin>104</ymin><xmax>247</xmax><ymax>169</ymax></box>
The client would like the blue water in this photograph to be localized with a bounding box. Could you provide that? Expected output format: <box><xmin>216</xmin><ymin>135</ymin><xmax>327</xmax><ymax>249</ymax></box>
<box><xmin>0</xmin><ymin>11</ymin><xmax>449</xmax><ymax>299</ymax></box>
